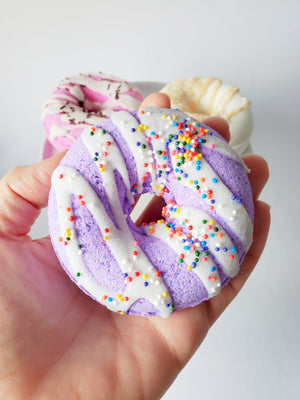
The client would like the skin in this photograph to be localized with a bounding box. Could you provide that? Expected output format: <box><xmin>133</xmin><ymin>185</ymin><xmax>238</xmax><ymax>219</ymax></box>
<box><xmin>0</xmin><ymin>93</ymin><xmax>270</xmax><ymax>400</ymax></box>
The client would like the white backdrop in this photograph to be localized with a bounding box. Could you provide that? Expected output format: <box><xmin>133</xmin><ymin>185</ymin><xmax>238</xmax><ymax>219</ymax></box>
<box><xmin>1</xmin><ymin>0</ymin><xmax>299</xmax><ymax>399</ymax></box>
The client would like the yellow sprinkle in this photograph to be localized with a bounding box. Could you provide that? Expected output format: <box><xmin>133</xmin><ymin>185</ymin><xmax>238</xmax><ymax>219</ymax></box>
<box><xmin>186</xmin><ymin>138</ymin><xmax>191</xmax><ymax>144</ymax></box>
<box><xmin>143</xmin><ymin>274</ymin><xmax>148</xmax><ymax>279</ymax></box>
<box><xmin>189</xmin><ymin>180</ymin><xmax>193</xmax><ymax>184</ymax></box>
<box><xmin>66</xmin><ymin>229</ymin><xmax>71</xmax><ymax>235</ymax></box>
<box><xmin>184</xmin><ymin>153</ymin><xmax>188</xmax><ymax>158</ymax></box>
<box><xmin>178</xmin><ymin>135</ymin><xmax>183</xmax><ymax>140</ymax></box>
<box><xmin>120</xmin><ymin>311</ymin><xmax>125</xmax><ymax>315</ymax></box>
<box><xmin>161</xmin><ymin>115</ymin><xmax>166</xmax><ymax>119</ymax></box>
<box><xmin>157</xmin><ymin>219</ymin><xmax>163</xmax><ymax>224</ymax></box>
<box><xmin>166</xmin><ymin>226</ymin><xmax>170</xmax><ymax>231</ymax></box>
<box><xmin>187</xmin><ymin>265</ymin><xmax>192</xmax><ymax>270</ymax></box>
<box><xmin>209</xmin><ymin>220</ymin><xmax>214</xmax><ymax>225</ymax></box>
<box><xmin>103</xmin><ymin>236</ymin><xmax>108</xmax><ymax>241</ymax></box>
<box><xmin>117</xmin><ymin>294</ymin><xmax>122</xmax><ymax>298</ymax></box>
<box><xmin>137</xmin><ymin>127</ymin><xmax>142</xmax><ymax>132</ymax></box>
<box><xmin>100</xmin><ymin>168</ymin><xmax>105</xmax><ymax>172</ymax></box>
<box><xmin>143</xmin><ymin>125</ymin><xmax>148</xmax><ymax>130</ymax></box>
<box><xmin>162</xmin><ymin>292</ymin><xmax>168</xmax><ymax>297</ymax></box>
<box><xmin>172</xmin><ymin>115</ymin><xmax>177</xmax><ymax>119</ymax></box>
<box><xmin>175</xmin><ymin>155</ymin><xmax>180</xmax><ymax>159</ymax></box>
<box><xmin>205</xmin><ymin>129</ymin><xmax>209</xmax><ymax>133</ymax></box>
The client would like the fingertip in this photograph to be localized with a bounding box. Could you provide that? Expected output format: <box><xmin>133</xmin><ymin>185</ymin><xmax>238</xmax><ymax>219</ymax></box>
<box><xmin>243</xmin><ymin>154</ymin><xmax>270</xmax><ymax>200</ymax></box>
<box><xmin>140</xmin><ymin>93</ymin><xmax>171</xmax><ymax>109</ymax></box>
<box><xmin>202</xmin><ymin>116</ymin><xmax>230</xmax><ymax>143</ymax></box>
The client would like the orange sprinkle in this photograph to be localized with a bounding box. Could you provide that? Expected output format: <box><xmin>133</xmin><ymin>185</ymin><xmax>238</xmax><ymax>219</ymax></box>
<box><xmin>211</xmin><ymin>277</ymin><xmax>217</xmax><ymax>282</ymax></box>
<box><xmin>217</xmin><ymin>233</ymin><xmax>223</xmax><ymax>238</ymax></box>
<box><xmin>80</xmin><ymin>201</ymin><xmax>85</xmax><ymax>205</ymax></box>
<box><xmin>140</xmin><ymin>110</ymin><xmax>145</xmax><ymax>114</ymax></box>
<box><xmin>66</xmin><ymin>207</ymin><xmax>71</xmax><ymax>212</ymax></box>
<box><xmin>90</xmin><ymin>127</ymin><xmax>96</xmax><ymax>132</ymax></box>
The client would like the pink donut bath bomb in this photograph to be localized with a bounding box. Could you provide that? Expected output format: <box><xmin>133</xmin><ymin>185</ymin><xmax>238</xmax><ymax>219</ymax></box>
<box><xmin>42</xmin><ymin>72</ymin><xmax>144</xmax><ymax>158</ymax></box>
<box><xmin>48</xmin><ymin>107</ymin><xmax>254</xmax><ymax>318</ymax></box>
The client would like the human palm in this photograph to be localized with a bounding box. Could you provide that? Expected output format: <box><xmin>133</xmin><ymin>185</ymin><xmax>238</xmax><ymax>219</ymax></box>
<box><xmin>0</xmin><ymin>94</ymin><xmax>270</xmax><ymax>400</ymax></box>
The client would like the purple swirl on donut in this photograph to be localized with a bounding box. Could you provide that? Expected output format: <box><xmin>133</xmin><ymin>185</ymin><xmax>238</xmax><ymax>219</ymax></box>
<box><xmin>48</xmin><ymin>108</ymin><xmax>254</xmax><ymax>318</ymax></box>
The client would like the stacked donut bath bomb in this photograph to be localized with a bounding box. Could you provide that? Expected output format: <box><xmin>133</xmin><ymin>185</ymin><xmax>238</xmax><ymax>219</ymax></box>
<box><xmin>48</xmin><ymin>106</ymin><xmax>254</xmax><ymax>318</ymax></box>
<box><xmin>42</xmin><ymin>72</ymin><xmax>144</xmax><ymax>158</ymax></box>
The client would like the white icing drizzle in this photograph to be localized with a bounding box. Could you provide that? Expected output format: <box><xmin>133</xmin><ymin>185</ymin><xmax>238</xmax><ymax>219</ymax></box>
<box><xmin>165</xmin><ymin>205</ymin><xmax>239</xmax><ymax>278</ymax></box>
<box><xmin>52</xmin><ymin>164</ymin><xmax>172</xmax><ymax>318</ymax></box>
<box><xmin>111</xmin><ymin>112</ymin><xmax>157</xmax><ymax>193</ymax></box>
<box><xmin>143</xmin><ymin>222</ymin><xmax>222</xmax><ymax>297</ymax></box>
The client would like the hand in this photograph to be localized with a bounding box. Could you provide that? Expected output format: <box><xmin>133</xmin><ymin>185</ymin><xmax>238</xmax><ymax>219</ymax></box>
<box><xmin>0</xmin><ymin>94</ymin><xmax>270</xmax><ymax>399</ymax></box>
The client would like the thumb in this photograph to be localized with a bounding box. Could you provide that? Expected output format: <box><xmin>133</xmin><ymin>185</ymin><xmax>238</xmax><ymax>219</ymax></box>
<box><xmin>0</xmin><ymin>151</ymin><xmax>66</xmax><ymax>238</ymax></box>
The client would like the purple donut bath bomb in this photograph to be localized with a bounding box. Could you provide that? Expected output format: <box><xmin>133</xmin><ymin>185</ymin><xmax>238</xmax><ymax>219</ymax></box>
<box><xmin>48</xmin><ymin>107</ymin><xmax>254</xmax><ymax>318</ymax></box>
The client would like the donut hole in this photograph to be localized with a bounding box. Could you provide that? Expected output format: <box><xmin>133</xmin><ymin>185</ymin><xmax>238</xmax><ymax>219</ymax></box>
<box><xmin>130</xmin><ymin>194</ymin><xmax>166</xmax><ymax>226</ymax></box>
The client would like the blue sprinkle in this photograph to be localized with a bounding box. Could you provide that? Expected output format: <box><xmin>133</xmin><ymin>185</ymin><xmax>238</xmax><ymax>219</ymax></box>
<box><xmin>144</xmin><ymin>282</ymin><xmax>148</xmax><ymax>287</ymax></box>
<box><xmin>108</xmin><ymin>297</ymin><xmax>113</xmax><ymax>302</ymax></box>
<box><xmin>94</xmin><ymin>152</ymin><xmax>99</xmax><ymax>156</ymax></box>
<box><xmin>183</xmin><ymin>173</ymin><xmax>188</xmax><ymax>178</ymax></box>
<box><xmin>131</xmin><ymin>128</ymin><xmax>136</xmax><ymax>132</ymax></box>
<box><xmin>173</xmin><ymin>122</ymin><xmax>178</xmax><ymax>127</ymax></box>
<box><xmin>126</xmin><ymin>310</ymin><xmax>130</xmax><ymax>314</ymax></box>
<box><xmin>176</xmin><ymin>146</ymin><xmax>180</xmax><ymax>151</ymax></box>
<box><xmin>166</xmin><ymin>303</ymin><xmax>170</xmax><ymax>307</ymax></box>
<box><xmin>196</xmin><ymin>160</ymin><xmax>201</xmax><ymax>165</ymax></box>
<box><xmin>202</xmin><ymin>194</ymin><xmax>207</xmax><ymax>199</ymax></box>
<box><xmin>183</xmin><ymin>245</ymin><xmax>190</xmax><ymax>250</ymax></box>
<box><xmin>201</xmin><ymin>241</ymin><xmax>207</xmax><ymax>245</ymax></box>
<box><xmin>231</xmin><ymin>195</ymin><xmax>236</xmax><ymax>200</ymax></box>
<box><xmin>231</xmin><ymin>247</ymin><xmax>236</xmax><ymax>252</ymax></box>
<box><xmin>162</xmin><ymin>155</ymin><xmax>167</xmax><ymax>160</ymax></box>
<box><xmin>215</xmin><ymin>247</ymin><xmax>220</xmax><ymax>251</ymax></box>
<box><xmin>175</xmin><ymin>168</ymin><xmax>179</xmax><ymax>172</ymax></box>
<box><xmin>237</xmin><ymin>198</ymin><xmax>242</xmax><ymax>203</ymax></box>
<box><xmin>136</xmin><ymin>142</ymin><xmax>140</xmax><ymax>146</ymax></box>
<box><xmin>198</xmin><ymin>138</ymin><xmax>203</xmax><ymax>143</ymax></box>
<box><xmin>211</xmin><ymin>200</ymin><xmax>215</xmax><ymax>204</ymax></box>
<box><xmin>182</xmin><ymin>239</ymin><xmax>186</xmax><ymax>242</ymax></box>
<box><xmin>212</xmin><ymin>178</ymin><xmax>217</xmax><ymax>183</ymax></box>
<box><xmin>187</xmin><ymin>144</ymin><xmax>191</xmax><ymax>149</ymax></box>
<box><xmin>223</xmin><ymin>247</ymin><xmax>227</xmax><ymax>252</ymax></box>
<box><xmin>210</xmin><ymin>266</ymin><xmax>216</xmax><ymax>272</ymax></box>
<box><xmin>181</xmin><ymin>148</ymin><xmax>186</xmax><ymax>153</ymax></box>
<box><xmin>182</xmin><ymin>119</ymin><xmax>187</xmax><ymax>123</ymax></box>
<box><xmin>208</xmin><ymin>131</ymin><xmax>212</xmax><ymax>135</ymax></box>
<box><xmin>196</xmin><ymin>123</ymin><xmax>201</xmax><ymax>127</ymax></box>
<box><xmin>174</xmin><ymin>135</ymin><xmax>178</xmax><ymax>139</ymax></box>
<box><xmin>192</xmin><ymin>262</ymin><xmax>196</xmax><ymax>268</ymax></box>
<box><xmin>151</xmin><ymin>131</ymin><xmax>155</xmax><ymax>136</ymax></box>
<box><xmin>210</xmin><ymin>233</ymin><xmax>215</xmax><ymax>237</ymax></box>
<box><xmin>194</xmin><ymin>180</ymin><xmax>198</xmax><ymax>185</ymax></box>
<box><xmin>196</xmin><ymin>166</ymin><xmax>201</xmax><ymax>171</ymax></box>
<box><xmin>123</xmin><ymin>273</ymin><xmax>128</xmax><ymax>278</ymax></box>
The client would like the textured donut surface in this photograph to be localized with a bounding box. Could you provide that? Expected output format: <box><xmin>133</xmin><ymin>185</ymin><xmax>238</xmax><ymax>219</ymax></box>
<box><xmin>42</xmin><ymin>72</ymin><xmax>143</xmax><ymax>154</ymax></box>
<box><xmin>48</xmin><ymin>107</ymin><xmax>254</xmax><ymax>318</ymax></box>
<box><xmin>161</xmin><ymin>77</ymin><xmax>253</xmax><ymax>155</ymax></box>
